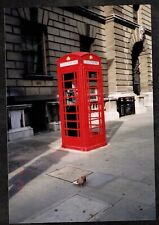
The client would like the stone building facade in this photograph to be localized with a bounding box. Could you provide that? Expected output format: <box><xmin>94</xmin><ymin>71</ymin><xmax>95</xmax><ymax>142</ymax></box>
<box><xmin>5</xmin><ymin>5</ymin><xmax>152</xmax><ymax>140</ymax></box>
<box><xmin>104</xmin><ymin>5</ymin><xmax>152</xmax><ymax>119</ymax></box>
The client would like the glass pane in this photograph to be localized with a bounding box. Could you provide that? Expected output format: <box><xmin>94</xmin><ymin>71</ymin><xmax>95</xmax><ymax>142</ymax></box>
<box><xmin>88</xmin><ymin>72</ymin><xmax>97</xmax><ymax>79</ymax></box>
<box><xmin>87</xmin><ymin>71</ymin><xmax>100</xmax><ymax>135</ymax></box>
<box><xmin>62</xmin><ymin>73</ymin><xmax>80</xmax><ymax>137</ymax></box>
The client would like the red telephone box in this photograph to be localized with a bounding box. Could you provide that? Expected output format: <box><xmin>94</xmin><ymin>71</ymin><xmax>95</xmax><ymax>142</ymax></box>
<box><xmin>57</xmin><ymin>52</ymin><xmax>107</xmax><ymax>151</ymax></box>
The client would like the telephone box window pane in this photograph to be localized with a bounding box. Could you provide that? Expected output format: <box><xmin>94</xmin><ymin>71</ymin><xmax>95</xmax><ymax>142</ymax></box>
<box><xmin>65</xmin><ymin>113</ymin><xmax>77</xmax><ymax>121</ymax></box>
<box><xmin>91</xmin><ymin>126</ymin><xmax>100</xmax><ymax>135</ymax></box>
<box><xmin>88</xmin><ymin>110</ymin><xmax>100</xmax><ymax>135</ymax></box>
<box><xmin>66</xmin><ymin>105</ymin><xmax>76</xmax><ymax>113</ymax></box>
<box><xmin>64</xmin><ymin>129</ymin><xmax>80</xmax><ymax>137</ymax></box>
<box><xmin>64</xmin><ymin>106</ymin><xmax>79</xmax><ymax>113</ymax></box>
<box><xmin>89</xmin><ymin>80</ymin><xmax>97</xmax><ymax>87</ymax></box>
<box><xmin>88</xmin><ymin>72</ymin><xmax>98</xmax><ymax>101</ymax></box>
<box><xmin>67</xmin><ymin>122</ymin><xmax>77</xmax><ymax>128</ymax></box>
<box><xmin>68</xmin><ymin>130</ymin><xmax>78</xmax><ymax>137</ymax></box>
<box><xmin>88</xmin><ymin>72</ymin><xmax>97</xmax><ymax>79</ymax></box>
<box><xmin>64</xmin><ymin>96</ymin><xmax>77</xmax><ymax>105</ymax></box>
<box><xmin>63</xmin><ymin>72</ymin><xmax>75</xmax><ymax>81</ymax></box>
<box><xmin>89</xmin><ymin>88</ymin><xmax>97</xmax><ymax>94</ymax></box>
<box><xmin>87</xmin><ymin>71</ymin><xmax>100</xmax><ymax>135</ymax></box>
<box><xmin>63</xmin><ymin>73</ymin><xmax>78</xmax><ymax>106</ymax></box>
<box><xmin>62</xmin><ymin>73</ymin><xmax>80</xmax><ymax>137</ymax></box>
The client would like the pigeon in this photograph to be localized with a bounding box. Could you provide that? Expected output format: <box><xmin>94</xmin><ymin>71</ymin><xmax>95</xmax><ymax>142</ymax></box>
<box><xmin>73</xmin><ymin>175</ymin><xmax>87</xmax><ymax>186</ymax></box>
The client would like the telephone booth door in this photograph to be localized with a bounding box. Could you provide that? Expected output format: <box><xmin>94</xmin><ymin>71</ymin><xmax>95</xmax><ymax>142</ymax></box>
<box><xmin>58</xmin><ymin>70</ymin><xmax>81</xmax><ymax>148</ymax></box>
<box><xmin>57</xmin><ymin>52</ymin><xmax>107</xmax><ymax>151</ymax></box>
<box><xmin>86</xmin><ymin>70</ymin><xmax>105</xmax><ymax>139</ymax></box>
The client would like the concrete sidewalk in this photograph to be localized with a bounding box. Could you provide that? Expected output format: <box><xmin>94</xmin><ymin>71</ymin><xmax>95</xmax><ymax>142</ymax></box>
<box><xmin>8</xmin><ymin>109</ymin><xmax>156</xmax><ymax>223</ymax></box>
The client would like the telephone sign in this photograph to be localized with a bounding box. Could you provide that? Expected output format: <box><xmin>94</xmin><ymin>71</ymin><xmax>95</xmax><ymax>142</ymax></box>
<box><xmin>60</xmin><ymin>60</ymin><xmax>78</xmax><ymax>67</ymax></box>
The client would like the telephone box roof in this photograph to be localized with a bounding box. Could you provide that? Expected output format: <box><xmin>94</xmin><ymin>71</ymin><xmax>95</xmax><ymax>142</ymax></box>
<box><xmin>57</xmin><ymin>52</ymin><xmax>100</xmax><ymax>64</ymax></box>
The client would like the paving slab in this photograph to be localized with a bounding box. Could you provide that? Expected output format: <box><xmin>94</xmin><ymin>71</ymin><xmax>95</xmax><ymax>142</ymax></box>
<box><xmin>89</xmin><ymin>198</ymin><xmax>156</xmax><ymax>221</ymax></box>
<box><xmin>79</xmin><ymin>186</ymin><xmax>123</xmax><ymax>207</ymax></box>
<box><xmin>86</xmin><ymin>172</ymin><xmax>116</xmax><ymax>188</ymax></box>
<box><xmin>23</xmin><ymin>194</ymin><xmax>108</xmax><ymax>223</ymax></box>
<box><xmin>9</xmin><ymin>174</ymin><xmax>79</xmax><ymax>223</ymax></box>
<box><xmin>47</xmin><ymin>165</ymin><xmax>93</xmax><ymax>182</ymax></box>
<box><xmin>99</xmin><ymin>177</ymin><xmax>155</xmax><ymax>205</ymax></box>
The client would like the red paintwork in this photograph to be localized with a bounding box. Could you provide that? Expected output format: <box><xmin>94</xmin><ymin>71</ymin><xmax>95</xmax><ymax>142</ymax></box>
<box><xmin>57</xmin><ymin>52</ymin><xmax>107</xmax><ymax>151</ymax></box>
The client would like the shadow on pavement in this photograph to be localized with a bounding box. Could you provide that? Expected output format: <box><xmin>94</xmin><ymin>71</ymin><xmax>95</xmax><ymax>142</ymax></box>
<box><xmin>8</xmin><ymin>131</ymin><xmax>60</xmax><ymax>173</ymax></box>
<box><xmin>9</xmin><ymin>149</ymin><xmax>68</xmax><ymax>199</ymax></box>
<box><xmin>8</xmin><ymin>122</ymin><xmax>123</xmax><ymax>199</ymax></box>
<box><xmin>106</xmin><ymin>121</ymin><xmax>123</xmax><ymax>142</ymax></box>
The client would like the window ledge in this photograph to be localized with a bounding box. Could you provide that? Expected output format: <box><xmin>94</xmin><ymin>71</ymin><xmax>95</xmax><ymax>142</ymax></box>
<box><xmin>23</xmin><ymin>74</ymin><xmax>54</xmax><ymax>80</ymax></box>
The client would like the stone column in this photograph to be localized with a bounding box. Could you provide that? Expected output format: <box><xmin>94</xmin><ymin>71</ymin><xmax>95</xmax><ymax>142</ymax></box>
<box><xmin>140</xmin><ymin>52</ymin><xmax>149</xmax><ymax>93</ymax></box>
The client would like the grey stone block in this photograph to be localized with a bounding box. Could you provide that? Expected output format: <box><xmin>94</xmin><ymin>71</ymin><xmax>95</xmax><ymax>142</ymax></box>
<box><xmin>87</xmin><ymin>172</ymin><xmax>116</xmax><ymax>188</ymax></box>
<box><xmin>47</xmin><ymin>165</ymin><xmax>92</xmax><ymax>182</ymax></box>
<box><xmin>49</xmin><ymin>12</ymin><xmax>58</xmax><ymax>21</ymax></box>
<box><xmin>7</xmin><ymin>79</ymin><xmax>17</xmax><ymax>86</ymax></box>
<box><xmin>12</xmin><ymin>9</ymin><xmax>19</xmax><ymax>17</ymax></box>
<box><xmin>54</xmin><ymin>21</ymin><xmax>64</xmax><ymax>29</ymax></box>
<box><xmin>89</xmin><ymin>198</ymin><xmax>156</xmax><ymax>221</ymax></box>
<box><xmin>13</xmin><ymin>27</ymin><xmax>21</xmax><ymax>34</ymax></box>
<box><xmin>9</xmin><ymin>176</ymin><xmax>78</xmax><ymax>223</ymax></box>
<box><xmin>48</xmin><ymin>27</ymin><xmax>59</xmax><ymax>36</ymax></box>
<box><xmin>43</xmin><ymin>10</ymin><xmax>49</xmax><ymax>25</ymax></box>
<box><xmin>8</xmin><ymin>69</ymin><xmax>23</xmax><ymax>78</ymax></box>
<box><xmin>52</xmin><ymin>7</ymin><xmax>63</xmax><ymax>15</ymax></box>
<box><xmin>100</xmin><ymin>178</ymin><xmax>155</xmax><ymax>206</ymax></box>
<box><xmin>64</xmin><ymin>10</ymin><xmax>73</xmax><ymax>18</ymax></box>
<box><xmin>59</xmin><ymin>30</ymin><xmax>70</xmax><ymax>38</ymax></box>
<box><xmin>24</xmin><ymin>8</ymin><xmax>30</xmax><ymax>20</ymax></box>
<box><xmin>17</xmin><ymin>8</ymin><xmax>25</xmax><ymax>19</ymax></box>
<box><xmin>68</xmin><ymin>18</ymin><xmax>77</xmax><ymax>26</ymax></box>
<box><xmin>6</xmin><ymin>61</ymin><xmax>16</xmax><ymax>69</ymax></box>
<box><xmin>5</xmin><ymin>8</ymin><xmax>12</xmax><ymax>15</ymax></box>
<box><xmin>5</xmin><ymin>15</ymin><xmax>20</xmax><ymax>26</ymax></box>
<box><xmin>54</xmin><ymin>36</ymin><xmax>65</xmax><ymax>44</ymax></box>
<box><xmin>14</xmin><ymin>44</ymin><xmax>22</xmax><ymax>51</ymax></box>
<box><xmin>53</xmin><ymin>43</ymin><xmax>61</xmax><ymax>51</ymax></box>
<box><xmin>38</xmin><ymin>8</ymin><xmax>43</xmax><ymax>24</ymax></box>
<box><xmin>15</xmin><ymin>62</ymin><xmax>24</xmax><ymax>69</ymax></box>
<box><xmin>8</xmin><ymin>127</ymin><xmax>34</xmax><ymax>141</ymax></box>
<box><xmin>5</xmin><ymin>25</ymin><xmax>12</xmax><ymax>32</ymax></box>
<box><xmin>60</xmin><ymin>44</ymin><xmax>71</xmax><ymax>52</ymax></box>
<box><xmin>23</xmin><ymin>194</ymin><xmax>108</xmax><ymax>223</ymax></box>
<box><xmin>7</xmin><ymin>52</ymin><xmax>23</xmax><ymax>61</ymax></box>
<box><xmin>6</xmin><ymin>33</ymin><xmax>21</xmax><ymax>43</ymax></box>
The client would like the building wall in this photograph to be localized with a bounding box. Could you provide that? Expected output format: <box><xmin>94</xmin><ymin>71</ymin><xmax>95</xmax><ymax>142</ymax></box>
<box><xmin>5</xmin><ymin>7</ymin><xmax>107</xmax><ymax>101</ymax></box>
<box><xmin>104</xmin><ymin>5</ymin><xmax>152</xmax><ymax>96</ymax></box>
<box><xmin>5</xmin><ymin>7</ymin><xmax>108</xmax><ymax>132</ymax></box>
<box><xmin>5</xmin><ymin>8</ymin><xmax>56</xmax><ymax>100</ymax></box>
<box><xmin>5</xmin><ymin>5</ymin><xmax>152</xmax><ymax>133</ymax></box>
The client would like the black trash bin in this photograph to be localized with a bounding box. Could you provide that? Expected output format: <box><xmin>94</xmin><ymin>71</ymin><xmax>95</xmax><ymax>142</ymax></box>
<box><xmin>117</xmin><ymin>96</ymin><xmax>135</xmax><ymax>117</ymax></box>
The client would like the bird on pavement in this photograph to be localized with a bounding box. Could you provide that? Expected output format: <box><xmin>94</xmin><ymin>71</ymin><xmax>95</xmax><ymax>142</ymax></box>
<box><xmin>73</xmin><ymin>175</ymin><xmax>87</xmax><ymax>186</ymax></box>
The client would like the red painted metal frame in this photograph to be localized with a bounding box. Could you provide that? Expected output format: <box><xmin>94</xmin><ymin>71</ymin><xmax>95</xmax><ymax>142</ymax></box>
<box><xmin>57</xmin><ymin>52</ymin><xmax>107</xmax><ymax>151</ymax></box>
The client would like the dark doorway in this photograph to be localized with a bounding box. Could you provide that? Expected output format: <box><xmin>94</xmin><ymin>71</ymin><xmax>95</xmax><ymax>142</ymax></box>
<box><xmin>132</xmin><ymin>41</ymin><xmax>143</xmax><ymax>95</ymax></box>
<box><xmin>30</xmin><ymin>101</ymin><xmax>48</xmax><ymax>133</ymax></box>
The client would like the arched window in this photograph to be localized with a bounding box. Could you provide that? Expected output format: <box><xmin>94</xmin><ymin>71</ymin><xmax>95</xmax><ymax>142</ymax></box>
<box><xmin>21</xmin><ymin>20</ymin><xmax>47</xmax><ymax>76</ymax></box>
